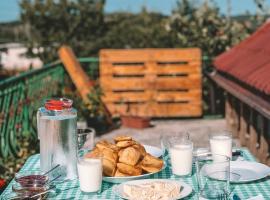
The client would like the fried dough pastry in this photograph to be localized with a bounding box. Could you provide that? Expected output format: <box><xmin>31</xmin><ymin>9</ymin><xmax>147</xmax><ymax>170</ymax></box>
<box><xmin>132</xmin><ymin>144</ymin><xmax>147</xmax><ymax>157</ymax></box>
<box><xmin>119</xmin><ymin>147</ymin><xmax>141</xmax><ymax>166</ymax></box>
<box><xmin>114</xmin><ymin>169</ymin><xmax>130</xmax><ymax>177</ymax></box>
<box><xmin>84</xmin><ymin>147</ymin><xmax>101</xmax><ymax>159</ymax></box>
<box><xmin>116</xmin><ymin>140</ymin><xmax>136</xmax><ymax>148</ymax></box>
<box><xmin>102</xmin><ymin>147</ymin><xmax>118</xmax><ymax>163</ymax></box>
<box><xmin>114</xmin><ymin>135</ymin><xmax>132</xmax><ymax>142</ymax></box>
<box><xmin>103</xmin><ymin>158</ymin><xmax>116</xmax><ymax>176</ymax></box>
<box><xmin>117</xmin><ymin>163</ymin><xmax>142</xmax><ymax>176</ymax></box>
<box><xmin>141</xmin><ymin>153</ymin><xmax>163</xmax><ymax>169</ymax></box>
<box><xmin>141</xmin><ymin>165</ymin><xmax>161</xmax><ymax>173</ymax></box>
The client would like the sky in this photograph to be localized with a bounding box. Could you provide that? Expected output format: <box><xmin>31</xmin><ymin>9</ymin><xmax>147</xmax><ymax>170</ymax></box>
<box><xmin>0</xmin><ymin>0</ymin><xmax>269</xmax><ymax>23</ymax></box>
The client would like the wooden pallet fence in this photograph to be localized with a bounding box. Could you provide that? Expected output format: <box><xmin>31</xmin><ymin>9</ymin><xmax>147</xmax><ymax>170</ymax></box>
<box><xmin>100</xmin><ymin>49</ymin><xmax>202</xmax><ymax>117</ymax></box>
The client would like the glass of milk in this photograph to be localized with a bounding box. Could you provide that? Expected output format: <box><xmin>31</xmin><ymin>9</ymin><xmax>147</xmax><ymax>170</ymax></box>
<box><xmin>168</xmin><ymin>137</ymin><xmax>193</xmax><ymax>176</ymax></box>
<box><xmin>209</xmin><ymin>131</ymin><xmax>232</xmax><ymax>159</ymax></box>
<box><xmin>77</xmin><ymin>157</ymin><xmax>103</xmax><ymax>194</ymax></box>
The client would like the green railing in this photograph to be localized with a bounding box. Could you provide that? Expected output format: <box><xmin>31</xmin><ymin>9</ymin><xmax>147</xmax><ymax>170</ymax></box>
<box><xmin>0</xmin><ymin>61</ymin><xmax>63</xmax><ymax>158</ymax></box>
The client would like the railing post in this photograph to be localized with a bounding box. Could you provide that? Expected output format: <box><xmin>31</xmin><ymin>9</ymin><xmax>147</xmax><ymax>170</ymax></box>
<box><xmin>239</xmin><ymin>102</ymin><xmax>247</xmax><ymax>146</ymax></box>
<box><xmin>225</xmin><ymin>94</ymin><xmax>238</xmax><ymax>137</ymax></box>
<box><xmin>248</xmin><ymin>109</ymin><xmax>258</xmax><ymax>156</ymax></box>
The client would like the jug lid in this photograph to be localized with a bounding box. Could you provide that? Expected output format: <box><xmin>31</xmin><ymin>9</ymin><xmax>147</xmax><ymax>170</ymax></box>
<box><xmin>45</xmin><ymin>98</ymin><xmax>73</xmax><ymax>111</ymax></box>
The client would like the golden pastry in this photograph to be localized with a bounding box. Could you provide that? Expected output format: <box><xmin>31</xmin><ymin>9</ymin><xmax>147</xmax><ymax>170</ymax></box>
<box><xmin>117</xmin><ymin>163</ymin><xmax>142</xmax><ymax>176</ymax></box>
<box><xmin>103</xmin><ymin>158</ymin><xmax>116</xmax><ymax>176</ymax></box>
<box><xmin>116</xmin><ymin>140</ymin><xmax>136</xmax><ymax>148</ymax></box>
<box><xmin>119</xmin><ymin>147</ymin><xmax>141</xmax><ymax>166</ymax></box>
<box><xmin>141</xmin><ymin>153</ymin><xmax>163</xmax><ymax>169</ymax></box>
<box><xmin>114</xmin><ymin>169</ymin><xmax>130</xmax><ymax>177</ymax></box>
<box><xmin>114</xmin><ymin>135</ymin><xmax>132</xmax><ymax>142</ymax></box>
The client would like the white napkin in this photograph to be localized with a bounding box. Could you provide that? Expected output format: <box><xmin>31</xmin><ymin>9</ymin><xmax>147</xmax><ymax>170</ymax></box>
<box><xmin>247</xmin><ymin>194</ymin><xmax>265</xmax><ymax>200</ymax></box>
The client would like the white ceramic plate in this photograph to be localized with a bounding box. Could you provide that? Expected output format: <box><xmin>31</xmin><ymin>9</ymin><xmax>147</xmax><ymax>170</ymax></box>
<box><xmin>143</xmin><ymin>144</ymin><xmax>163</xmax><ymax>158</ymax></box>
<box><xmin>230</xmin><ymin>161</ymin><xmax>270</xmax><ymax>183</ymax></box>
<box><xmin>112</xmin><ymin>179</ymin><xmax>192</xmax><ymax>200</ymax></box>
<box><xmin>103</xmin><ymin>162</ymin><xmax>166</xmax><ymax>183</ymax></box>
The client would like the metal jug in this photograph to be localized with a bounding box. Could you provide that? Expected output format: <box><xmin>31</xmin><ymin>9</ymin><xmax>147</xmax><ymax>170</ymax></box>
<box><xmin>37</xmin><ymin>98</ymin><xmax>77</xmax><ymax>180</ymax></box>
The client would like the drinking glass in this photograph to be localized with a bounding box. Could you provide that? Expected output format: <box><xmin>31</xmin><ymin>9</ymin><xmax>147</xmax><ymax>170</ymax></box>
<box><xmin>77</xmin><ymin>128</ymin><xmax>95</xmax><ymax>150</ymax></box>
<box><xmin>168</xmin><ymin>135</ymin><xmax>193</xmax><ymax>177</ymax></box>
<box><xmin>209</xmin><ymin>131</ymin><xmax>232</xmax><ymax>159</ymax></box>
<box><xmin>160</xmin><ymin>131</ymin><xmax>189</xmax><ymax>158</ymax></box>
<box><xmin>195</xmin><ymin>154</ymin><xmax>230</xmax><ymax>199</ymax></box>
<box><xmin>77</xmin><ymin>153</ymin><xmax>102</xmax><ymax>194</ymax></box>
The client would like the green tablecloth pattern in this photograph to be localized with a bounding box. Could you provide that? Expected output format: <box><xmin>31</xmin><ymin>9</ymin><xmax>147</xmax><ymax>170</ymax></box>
<box><xmin>1</xmin><ymin>148</ymin><xmax>270</xmax><ymax>199</ymax></box>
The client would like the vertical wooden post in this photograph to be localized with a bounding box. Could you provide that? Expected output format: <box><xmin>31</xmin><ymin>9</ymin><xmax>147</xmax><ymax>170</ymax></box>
<box><xmin>248</xmin><ymin>109</ymin><xmax>258</xmax><ymax>156</ymax></box>
<box><xmin>239</xmin><ymin>102</ymin><xmax>247</xmax><ymax>146</ymax></box>
<box><xmin>258</xmin><ymin>117</ymin><xmax>269</xmax><ymax>164</ymax></box>
<box><xmin>225</xmin><ymin>94</ymin><xmax>232</xmax><ymax>131</ymax></box>
<box><xmin>225</xmin><ymin>95</ymin><xmax>238</xmax><ymax>137</ymax></box>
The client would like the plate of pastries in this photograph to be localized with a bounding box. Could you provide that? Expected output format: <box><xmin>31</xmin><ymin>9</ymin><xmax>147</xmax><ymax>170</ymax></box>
<box><xmin>85</xmin><ymin>135</ymin><xmax>165</xmax><ymax>183</ymax></box>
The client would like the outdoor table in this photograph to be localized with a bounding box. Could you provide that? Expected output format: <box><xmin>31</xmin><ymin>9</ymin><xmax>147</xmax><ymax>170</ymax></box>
<box><xmin>1</xmin><ymin>148</ymin><xmax>270</xmax><ymax>199</ymax></box>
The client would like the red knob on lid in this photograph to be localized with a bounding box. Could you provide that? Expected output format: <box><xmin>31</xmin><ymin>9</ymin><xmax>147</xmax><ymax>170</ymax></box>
<box><xmin>45</xmin><ymin>98</ymin><xmax>72</xmax><ymax>110</ymax></box>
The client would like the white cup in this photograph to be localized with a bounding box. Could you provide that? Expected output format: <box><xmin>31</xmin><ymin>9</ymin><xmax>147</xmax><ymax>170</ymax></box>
<box><xmin>169</xmin><ymin>139</ymin><xmax>193</xmax><ymax>176</ymax></box>
<box><xmin>209</xmin><ymin>131</ymin><xmax>232</xmax><ymax>159</ymax></box>
<box><xmin>77</xmin><ymin>157</ymin><xmax>102</xmax><ymax>193</ymax></box>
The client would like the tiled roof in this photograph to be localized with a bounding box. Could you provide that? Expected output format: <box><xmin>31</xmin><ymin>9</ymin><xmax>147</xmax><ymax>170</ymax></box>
<box><xmin>214</xmin><ymin>21</ymin><xmax>270</xmax><ymax>95</ymax></box>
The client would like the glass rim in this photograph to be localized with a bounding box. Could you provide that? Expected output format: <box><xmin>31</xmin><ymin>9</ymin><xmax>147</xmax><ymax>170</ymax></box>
<box><xmin>209</xmin><ymin>131</ymin><xmax>232</xmax><ymax>139</ymax></box>
<box><xmin>196</xmin><ymin>153</ymin><xmax>230</xmax><ymax>163</ymax></box>
<box><xmin>169</xmin><ymin>140</ymin><xmax>193</xmax><ymax>149</ymax></box>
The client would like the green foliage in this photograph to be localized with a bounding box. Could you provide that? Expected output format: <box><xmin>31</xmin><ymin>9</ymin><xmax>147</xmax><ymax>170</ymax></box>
<box><xmin>20</xmin><ymin>0</ymin><xmax>106</xmax><ymax>61</ymax></box>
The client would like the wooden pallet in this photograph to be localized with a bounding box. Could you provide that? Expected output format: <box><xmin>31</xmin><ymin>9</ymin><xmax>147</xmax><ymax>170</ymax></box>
<box><xmin>100</xmin><ymin>48</ymin><xmax>202</xmax><ymax>117</ymax></box>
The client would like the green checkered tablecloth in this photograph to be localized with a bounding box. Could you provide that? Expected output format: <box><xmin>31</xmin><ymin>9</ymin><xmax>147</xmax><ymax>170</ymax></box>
<box><xmin>1</xmin><ymin>148</ymin><xmax>270</xmax><ymax>199</ymax></box>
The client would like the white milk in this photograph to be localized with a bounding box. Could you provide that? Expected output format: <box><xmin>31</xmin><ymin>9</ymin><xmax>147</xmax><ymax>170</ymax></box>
<box><xmin>77</xmin><ymin>158</ymin><xmax>102</xmax><ymax>193</ymax></box>
<box><xmin>210</xmin><ymin>135</ymin><xmax>232</xmax><ymax>159</ymax></box>
<box><xmin>169</xmin><ymin>144</ymin><xmax>193</xmax><ymax>176</ymax></box>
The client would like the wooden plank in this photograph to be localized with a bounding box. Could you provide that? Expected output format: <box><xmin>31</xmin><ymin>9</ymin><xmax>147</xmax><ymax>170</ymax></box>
<box><xmin>106</xmin><ymin>102</ymin><xmax>202</xmax><ymax>117</ymax></box>
<box><xmin>100</xmin><ymin>48</ymin><xmax>201</xmax><ymax>62</ymax></box>
<box><xmin>101</xmin><ymin>64</ymin><xmax>146</xmax><ymax>75</ymax></box>
<box><xmin>101</xmin><ymin>76</ymin><xmax>201</xmax><ymax>91</ymax></box>
<box><xmin>102</xmin><ymin>90</ymin><xmax>201</xmax><ymax>103</ymax></box>
<box><xmin>58</xmin><ymin>46</ymin><xmax>94</xmax><ymax>102</ymax></box>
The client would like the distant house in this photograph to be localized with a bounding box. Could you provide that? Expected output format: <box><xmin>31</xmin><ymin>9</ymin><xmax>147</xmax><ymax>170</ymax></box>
<box><xmin>0</xmin><ymin>43</ymin><xmax>43</xmax><ymax>71</ymax></box>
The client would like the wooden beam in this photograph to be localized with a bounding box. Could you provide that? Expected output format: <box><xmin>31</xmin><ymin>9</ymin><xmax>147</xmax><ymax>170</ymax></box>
<box><xmin>58</xmin><ymin>45</ymin><xmax>94</xmax><ymax>103</ymax></box>
<box><xmin>209</xmin><ymin>73</ymin><xmax>270</xmax><ymax>119</ymax></box>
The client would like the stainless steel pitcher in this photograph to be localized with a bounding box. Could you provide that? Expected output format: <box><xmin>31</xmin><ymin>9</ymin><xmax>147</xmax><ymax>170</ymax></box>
<box><xmin>37</xmin><ymin>98</ymin><xmax>77</xmax><ymax>180</ymax></box>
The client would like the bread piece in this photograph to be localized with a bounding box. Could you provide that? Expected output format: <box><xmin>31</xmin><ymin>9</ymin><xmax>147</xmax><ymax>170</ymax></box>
<box><xmin>141</xmin><ymin>153</ymin><xmax>163</xmax><ymax>169</ymax></box>
<box><xmin>114</xmin><ymin>169</ymin><xmax>130</xmax><ymax>177</ymax></box>
<box><xmin>114</xmin><ymin>135</ymin><xmax>132</xmax><ymax>142</ymax></box>
<box><xmin>103</xmin><ymin>158</ymin><xmax>116</xmax><ymax>176</ymax></box>
<box><xmin>102</xmin><ymin>147</ymin><xmax>118</xmax><ymax>163</ymax></box>
<box><xmin>141</xmin><ymin>165</ymin><xmax>161</xmax><ymax>173</ymax></box>
<box><xmin>132</xmin><ymin>144</ymin><xmax>147</xmax><ymax>157</ymax></box>
<box><xmin>116</xmin><ymin>140</ymin><xmax>136</xmax><ymax>148</ymax></box>
<box><xmin>84</xmin><ymin>147</ymin><xmax>101</xmax><ymax>159</ymax></box>
<box><xmin>119</xmin><ymin>147</ymin><xmax>141</xmax><ymax>166</ymax></box>
<box><xmin>118</xmin><ymin>148</ymin><xmax>124</xmax><ymax>157</ymax></box>
<box><xmin>117</xmin><ymin>163</ymin><xmax>142</xmax><ymax>176</ymax></box>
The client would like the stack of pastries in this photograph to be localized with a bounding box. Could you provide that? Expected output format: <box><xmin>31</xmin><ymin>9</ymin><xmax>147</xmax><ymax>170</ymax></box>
<box><xmin>85</xmin><ymin>135</ymin><xmax>164</xmax><ymax>177</ymax></box>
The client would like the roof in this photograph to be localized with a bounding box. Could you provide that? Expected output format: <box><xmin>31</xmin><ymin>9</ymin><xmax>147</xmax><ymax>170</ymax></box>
<box><xmin>214</xmin><ymin>21</ymin><xmax>270</xmax><ymax>95</ymax></box>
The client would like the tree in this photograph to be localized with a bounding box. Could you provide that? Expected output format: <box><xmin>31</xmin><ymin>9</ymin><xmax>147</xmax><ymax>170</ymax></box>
<box><xmin>20</xmin><ymin>0</ymin><xmax>106</xmax><ymax>61</ymax></box>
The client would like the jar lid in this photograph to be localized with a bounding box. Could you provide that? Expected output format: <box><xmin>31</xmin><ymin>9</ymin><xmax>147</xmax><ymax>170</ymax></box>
<box><xmin>45</xmin><ymin>98</ymin><xmax>73</xmax><ymax>111</ymax></box>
